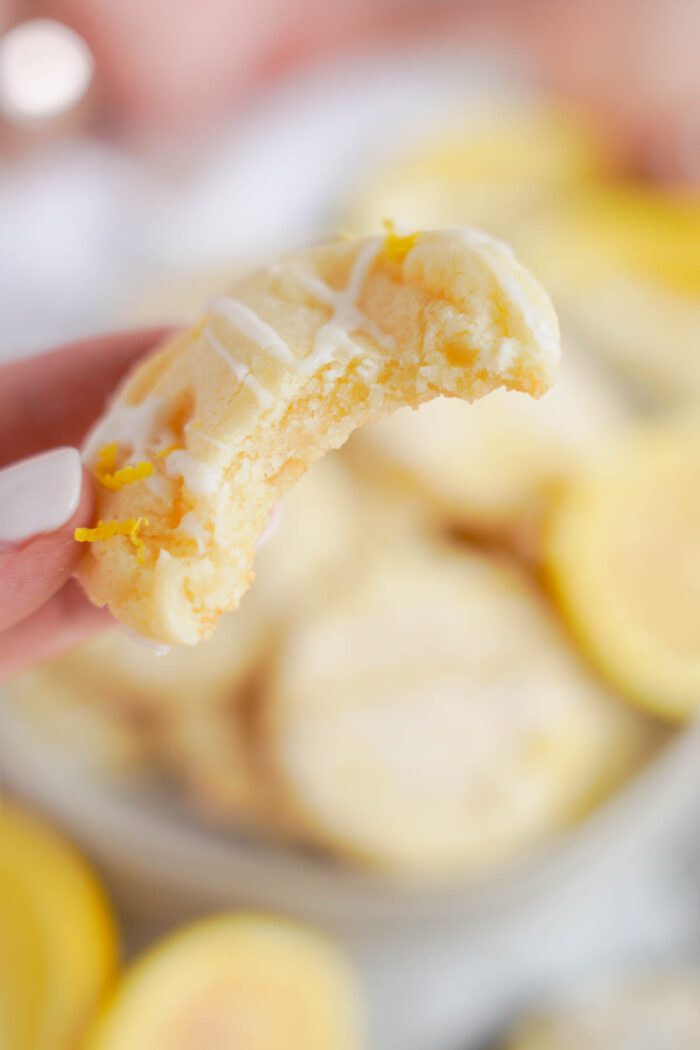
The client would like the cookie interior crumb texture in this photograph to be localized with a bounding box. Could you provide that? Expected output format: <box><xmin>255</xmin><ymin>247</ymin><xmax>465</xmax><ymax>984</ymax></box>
<box><xmin>76</xmin><ymin>227</ymin><xmax>559</xmax><ymax>644</ymax></box>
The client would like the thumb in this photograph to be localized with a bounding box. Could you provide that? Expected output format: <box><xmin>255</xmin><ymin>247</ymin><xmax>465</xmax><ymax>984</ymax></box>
<box><xmin>0</xmin><ymin>448</ymin><xmax>94</xmax><ymax>632</ymax></box>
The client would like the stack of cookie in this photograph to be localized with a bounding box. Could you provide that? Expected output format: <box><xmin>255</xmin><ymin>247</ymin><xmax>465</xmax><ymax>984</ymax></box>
<box><xmin>11</xmin><ymin>110</ymin><xmax>700</xmax><ymax>882</ymax></box>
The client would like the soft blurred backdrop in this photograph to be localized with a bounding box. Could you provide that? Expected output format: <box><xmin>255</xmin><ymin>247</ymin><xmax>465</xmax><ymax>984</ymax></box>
<box><xmin>1</xmin><ymin>2</ymin><xmax>700</xmax><ymax>1049</ymax></box>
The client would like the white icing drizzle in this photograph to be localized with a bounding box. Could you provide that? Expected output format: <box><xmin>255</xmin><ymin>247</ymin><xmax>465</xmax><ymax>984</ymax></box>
<box><xmin>205</xmin><ymin>328</ymin><xmax>249</xmax><ymax>382</ymax></box>
<box><xmin>83</xmin><ymin>395</ymin><xmax>223</xmax><ymax>505</ymax></box>
<box><xmin>178</xmin><ymin>509</ymin><xmax>209</xmax><ymax>554</ymax></box>
<box><xmin>204</xmin><ymin>330</ymin><xmax>273</xmax><ymax>407</ymax></box>
<box><xmin>209</xmin><ymin>240</ymin><xmax>392</xmax><ymax>387</ymax></box>
<box><xmin>450</xmin><ymin>227</ymin><xmax>559</xmax><ymax>365</ymax></box>
<box><xmin>82</xmin><ymin>395</ymin><xmax>172</xmax><ymax>466</ymax></box>
<box><xmin>296</xmin><ymin>238</ymin><xmax>394</xmax><ymax>375</ymax></box>
<box><xmin>81</xmin><ymin>394</ymin><xmax>175</xmax><ymax>499</ymax></box>
<box><xmin>166</xmin><ymin>450</ymin><xmax>220</xmax><ymax>497</ymax></box>
<box><xmin>209</xmin><ymin>297</ymin><xmax>296</xmax><ymax>366</ymax></box>
<box><xmin>185</xmin><ymin>423</ymin><xmax>238</xmax><ymax>456</ymax></box>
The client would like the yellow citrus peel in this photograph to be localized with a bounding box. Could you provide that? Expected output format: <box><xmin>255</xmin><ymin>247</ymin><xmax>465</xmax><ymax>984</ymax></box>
<box><xmin>383</xmin><ymin>219</ymin><xmax>419</xmax><ymax>263</ymax></box>
<box><xmin>99</xmin><ymin>461</ymin><xmax>153</xmax><ymax>491</ymax></box>
<box><xmin>96</xmin><ymin>442</ymin><xmax>118</xmax><ymax>472</ymax></box>
<box><xmin>95</xmin><ymin>442</ymin><xmax>153</xmax><ymax>491</ymax></box>
<box><xmin>75</xmin><ymin>517</ymin><xmax>149</xmax><ymax>562</ymax></box>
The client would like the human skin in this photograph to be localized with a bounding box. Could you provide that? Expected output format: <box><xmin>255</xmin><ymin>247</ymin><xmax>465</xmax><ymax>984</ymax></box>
<box><xmin>0</xmin><ymin>328</ymin><xmax>170</xmax><ymax>680</ymax></box>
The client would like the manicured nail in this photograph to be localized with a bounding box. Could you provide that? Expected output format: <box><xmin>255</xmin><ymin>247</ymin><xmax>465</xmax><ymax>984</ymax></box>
<box><xmin>0</xmin><ymin>447</ymin><xmax>82</xmax><ymax>546</ymax></box>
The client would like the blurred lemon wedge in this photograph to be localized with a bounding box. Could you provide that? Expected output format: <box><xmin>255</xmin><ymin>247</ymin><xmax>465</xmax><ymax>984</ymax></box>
<box><xmin>565</xmin><ymin>186</ymin><xmax>700</xmax><ymax>295</ymax></box>
<box><xmin>0</xmin><ymin>802</ymin><xmax>118</xmax><ymax>1050</ymax></box>
<box><xmin>528</xmin><ymin>185</ymin><xmax>700</xmax><ymax>296</ymax></box>
<box><xmin>546</xmin><ymin>416</ymin><xmax>700</xmax><ymax>720</ymax></box>
<box><xmin>84</xmin><ymin>913</ymin><xmax>365</xmax><ymax>1050</ymax></box>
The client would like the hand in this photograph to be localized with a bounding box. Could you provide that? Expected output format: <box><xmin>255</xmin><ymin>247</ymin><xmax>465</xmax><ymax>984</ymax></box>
<box><xmin>0</xmin><ymin>328</ymin><xmax>170</xmax><ymax>682</ymax></box>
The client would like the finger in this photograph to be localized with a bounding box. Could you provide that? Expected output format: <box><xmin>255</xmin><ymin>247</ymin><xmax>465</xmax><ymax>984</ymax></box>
<box><xmin>0</xmin><ymin>579</ymin><xmax>111</xmax><ymax>684</ymax></box>
<box><xmin>0</xmin><ymin>449</ymin><xmax>94</xmax><ymax>632</ymax></box>
<box><xmin>0</xmin><ymin>327</ymin><xmax>172</xmax><ymax>468</ymax></box>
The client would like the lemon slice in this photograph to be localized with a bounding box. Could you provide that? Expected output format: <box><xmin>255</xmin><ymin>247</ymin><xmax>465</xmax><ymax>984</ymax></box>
<box><xmin>0</xmin><ymin>803</ymin><xmax>118</xmax><ymax>1050</ymax></box>
<box><xmin>0</xmin><ymin>864</ymin><xmax>47</xmax><ymax>1050</ymax></box>
<box><xmin>523</xmin><ymin>186</ymin><xmax>700</xmax><ymax>404</ymax></box>
<box><xmin>549</xmin><ymin>186</ymin><xmax>700</xmax><ymax>296</ymax></box>
<box><xmin>84</xmin><ymin>914</ymin><xmax>365</xmax><ymax>1050</ymax></box>
<box><xmin>546</xmin><ymin>416</ymin><xmax>700</xmax><ymax>720</ymax></box>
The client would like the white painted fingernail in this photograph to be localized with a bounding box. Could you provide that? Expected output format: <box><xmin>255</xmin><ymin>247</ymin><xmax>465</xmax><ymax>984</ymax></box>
<box><xmin>0</xmin><ymin>447</ymin><xmax>82</xmax><ymax>546</ymax></box>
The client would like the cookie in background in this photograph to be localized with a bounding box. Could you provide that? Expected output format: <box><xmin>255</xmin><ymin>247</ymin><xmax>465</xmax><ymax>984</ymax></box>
<box><xmin>347</xmin><ymin>339</ymin><xmax>628</xmax><ymax>557</ymax></box>
<box><xmin>14</xmin><ymin>642</ymin><xmax>277</xmax><ymax>833</ymax></box>
<box><xmin>260</xmin><ymin>536</ymin><xmax>658</xmax><ymax>880</ymax></box>
<box><xmin>504</xmin><ymin>971</ymin><xmax>700</xmax><ymax>1050</ymax></box>
<box><xmin>252</xmin><ymin>455</ymin><xmax>365</xmax><ymax>620</ymax></box>
<box><xmin>12</xmin><ymin>592</ymin><xmax>273</xmax><ymax>815</ymax></box>
<box><xmin>10</xmin><ymin>669</ymin><xmax>147</xmax><ymax>776</ymax></box>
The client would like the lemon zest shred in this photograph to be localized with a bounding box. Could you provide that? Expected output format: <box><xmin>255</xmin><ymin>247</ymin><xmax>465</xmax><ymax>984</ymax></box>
<box><xmin>96</xmin><ymin>442</ymin><xmax>118</xmax><ymax>472</ymax></box>
<box><xmin>383</xmin><ymin>219</ymin><xmax>419</xmax><ymax>264</ymax></box>
<box><xmin>95</xmin><ymin>442</ymin><xmax>153</xmax><ymax>491</ymax></box>
<box><xmin>99</xmin><ymin>461</ymin><xmax>154</xmax><ymax>491</ymax></box>
<box><xmin>74</xmin><ymin>517</ymin><xmax>149</xmax><ymax>562</ymax></box>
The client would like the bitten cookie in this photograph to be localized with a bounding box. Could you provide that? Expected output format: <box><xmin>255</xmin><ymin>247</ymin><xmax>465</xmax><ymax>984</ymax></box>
<box><xmin>76</xmin><ymin>227</ymin><xmax>559</xmax><ymax>644</ymax></box>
